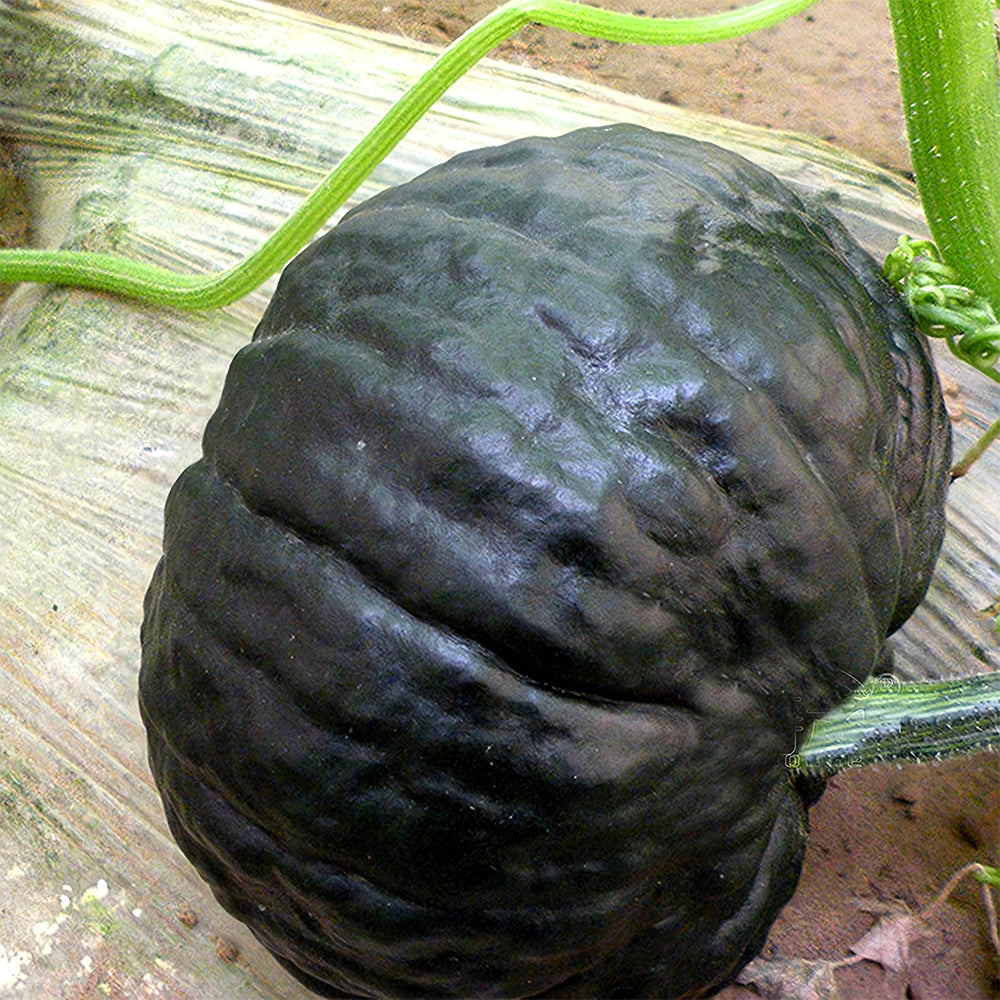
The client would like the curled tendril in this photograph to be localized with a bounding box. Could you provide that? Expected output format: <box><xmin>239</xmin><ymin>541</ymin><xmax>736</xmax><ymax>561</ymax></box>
<box><xmin>884</xmin><ymin>235</ymin><xmax>1000</xmax><ymax>380</ymax></box>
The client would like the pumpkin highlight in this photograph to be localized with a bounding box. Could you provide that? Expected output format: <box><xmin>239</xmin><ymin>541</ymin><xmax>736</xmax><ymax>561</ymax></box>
<box><xmin>140</xmin><ymin>125</ymin><xmax>950</xmax><ymax>998</ymax></box>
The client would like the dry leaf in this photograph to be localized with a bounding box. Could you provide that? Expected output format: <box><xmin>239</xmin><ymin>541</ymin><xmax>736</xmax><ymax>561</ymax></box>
<box><xmin>735</xmin><ymin>955</ymin><xmax>843</xmax><ymax>1000</ymax></box>
<box><xmin>848</xmin><ymin>901</ymin><xmax>932</xmax><ymax>972</ymax></box>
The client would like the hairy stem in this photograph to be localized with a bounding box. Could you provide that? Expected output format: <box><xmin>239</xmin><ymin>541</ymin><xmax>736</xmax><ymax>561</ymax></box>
<box><xmin>886</xmin><ymin>0</ymin><xmax>1000</xmax><ymax>309</ymax></box>
<box><xmin>794</xmin><ymin>672</ymin><xmax>1000</xmax><ymax>778</ymax></box>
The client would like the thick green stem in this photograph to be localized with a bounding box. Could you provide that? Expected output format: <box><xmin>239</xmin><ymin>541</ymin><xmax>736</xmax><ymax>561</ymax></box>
<box><xmin>887</xmin><ymin>0</ymin><xmax>1000</xmax><ymax>309</ymax></box>
<box><xmin>795</xmin><ymin>672</ymin><xmax>1000</xmax><ymax>778</ymax></box>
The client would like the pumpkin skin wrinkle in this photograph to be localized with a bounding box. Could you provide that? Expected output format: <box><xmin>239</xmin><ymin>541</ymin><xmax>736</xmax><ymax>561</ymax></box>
<box><xmin>140</xmin><ymin>125</ymin><xmax>950</xmax><ymax>998</ymax></box>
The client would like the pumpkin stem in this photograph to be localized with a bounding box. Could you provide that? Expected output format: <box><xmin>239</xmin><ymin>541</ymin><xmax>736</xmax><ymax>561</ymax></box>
<box><xmin>793</xmin><ymin>671</ymin><xmax>1000</xmax><ymax>777</ymax></box>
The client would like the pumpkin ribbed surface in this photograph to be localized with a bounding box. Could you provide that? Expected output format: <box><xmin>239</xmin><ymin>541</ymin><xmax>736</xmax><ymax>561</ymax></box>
<box><xmin>140</xmin><ymin>125</ymin><xmax>950</xmax><ymax>998</ymax></box>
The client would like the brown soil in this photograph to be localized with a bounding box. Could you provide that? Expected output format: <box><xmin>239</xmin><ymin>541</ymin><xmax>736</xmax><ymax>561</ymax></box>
<box><xmin>270</xmin><ymin>0</ymin><xmax>911</xmax><ymax>173</ymax></box>
<box><xmin>733</xmin><ymin>753</ymin><xmax>999</xmax><ymax>1000</ymax></box>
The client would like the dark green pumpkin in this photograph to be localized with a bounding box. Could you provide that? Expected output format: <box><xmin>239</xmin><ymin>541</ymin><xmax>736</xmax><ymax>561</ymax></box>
<box><xmin>139</xmin><ymin>124</ymin><xmax>950</xmax><ymax>998</ymax></box>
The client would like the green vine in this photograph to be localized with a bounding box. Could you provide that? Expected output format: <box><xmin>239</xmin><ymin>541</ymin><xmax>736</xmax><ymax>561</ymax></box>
<box><xmin>0</xmin><ymin>0</ymin><xmax>818</xmax><ymax>308</ymax></box>
<box><xmin>882</xmin><ymin>234</ymin><xmax>1000</xmax><ymax>475</ymax></box>
<box><xmin>886</xmin><ymin>0</ymin><xmax>1000</xmax><ymax>314</ymax></box>
<box><xmin>3</xmin><ymin>0</ymin><xmax>1000</xmax><ymax>388</ymax></box>
<box><xmin>884</xmin><ymin>236</ymin><xmax>1000</xmax><ymax>382</ymax></box>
